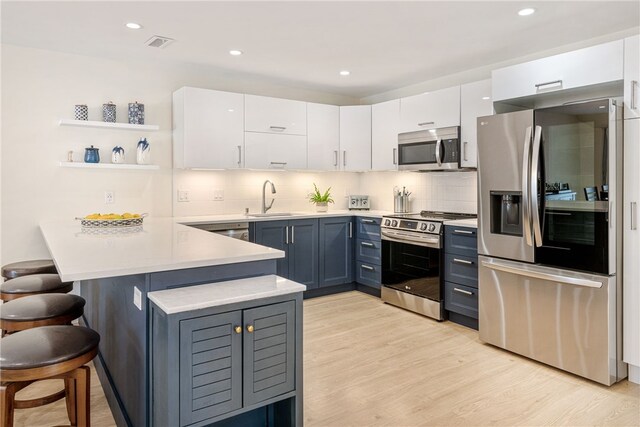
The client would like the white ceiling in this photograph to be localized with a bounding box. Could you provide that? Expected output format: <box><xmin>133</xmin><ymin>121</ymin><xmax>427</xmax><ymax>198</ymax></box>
<box><xmin>2</xmin><ymin>1</ymin><xmax>639</xmax><ymax>98</ymax></box>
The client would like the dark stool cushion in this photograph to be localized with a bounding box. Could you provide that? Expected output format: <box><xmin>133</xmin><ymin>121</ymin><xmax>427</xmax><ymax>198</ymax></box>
<box><xmin>0</xmin><ymin>294</ymin><xmax>85</xmax><ymax>322</ymax></box>
<box><xmin>0</xmin><ymin>274</ymin><xmax>72</xmax><ymax>296</ymax></box>
<box><xmin>0</xmin><ymin>325</ymin><xmax>100</xmax><ymax>370</ymax></box>
<box><xmin>2</xmin><ymin>259</ymin><xmax>57</xmax><ymax>279</ymax></box>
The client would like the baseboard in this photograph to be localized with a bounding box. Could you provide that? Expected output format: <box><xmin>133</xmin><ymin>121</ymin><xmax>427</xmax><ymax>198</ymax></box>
<box><xmin>80</xmin><ymin>316</ymin><xmax>131</xmax><ymax>427</ymax></box>
<box><xmin>356</xmin><ymin>284</ymin><xmax>381</xmax><ymax>298</ymax></box>
<box><xmin>629</xmin><ymin>364</ymin><xmax>640</xmax><ymax>384</ymax></box>
<box><xmin>303</xmin><ymin>283</ymin><xmax>356</xmax><ymax>299</ymax></box>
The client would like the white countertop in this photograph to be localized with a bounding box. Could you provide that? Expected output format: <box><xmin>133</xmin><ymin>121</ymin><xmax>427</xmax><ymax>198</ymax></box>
<box><xmin>443</xmin><ymin>218</ymin><xmax>478</xmax><ymax>228</ymax></box>
<box><xmin>148</xmin><ymin>274</ymin><xmax>306</xmax><ymax>314</ymax></box>
<box><xmin>175</xmin><ymin>209</ymin><xmax>391</xmax><ymax>225</ymax></box>
<box><xmin>40</xmin><ymin>218</ymin><xmax>284</xmax><ymax>282</ymax></box>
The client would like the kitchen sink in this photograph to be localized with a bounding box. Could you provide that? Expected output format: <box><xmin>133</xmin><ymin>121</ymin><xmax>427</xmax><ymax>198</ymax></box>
<box><xmin>247</xmin><ymin>212</ymin><xmax>295</xmax><ymax>218</ymax></box>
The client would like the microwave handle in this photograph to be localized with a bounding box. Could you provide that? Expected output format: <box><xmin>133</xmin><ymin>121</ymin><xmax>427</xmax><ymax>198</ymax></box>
<box><xmin>435</xmin><ymin>139</ymin><xmax>442</xmax><ymax>166</ymax></box>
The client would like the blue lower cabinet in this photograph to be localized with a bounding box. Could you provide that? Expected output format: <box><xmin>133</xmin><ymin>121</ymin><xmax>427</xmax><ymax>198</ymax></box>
<box><xmin>444</xmin><ymin>282</ymin><xmax>478</xmax><ymax>319</ymax></box>
<box><xmin>155</xmin><ymin>298</ymin><xmax>300</xmax><ymax>427</ymax></box>
<box><xmin>355</xmin><ymin>261</ymin><xmax>381</xmax><ymax>289</ymax></box>
<box><xmin>356</xmin><ymin>217</ymin><xmax>381</xmax><ymax>241</ymax></box>
<box><xmin>355</xmin><ymin>238</ymin><xmax>382</xmax><ymax>265</ymax></box>
<box><xmin>443</xmin><ymin>253</ymin><xmax>478</xmax><ymax>288</ymax></box>
<box><xmin>254</xmin><ymin>219</ymin><xmax>318</xmax><ymax>289</ymax></box>
<box><xmin>318</xmin><ymin>217</ymin><xmax>354</xmax><ymax>287</ymax></box>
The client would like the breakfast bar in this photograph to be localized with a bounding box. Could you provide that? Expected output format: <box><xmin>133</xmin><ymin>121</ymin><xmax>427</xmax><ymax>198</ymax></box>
<box><xmin>39</xmin><ymin>218</ymin><xmax>304</xmax><ymax>427</ymax></box>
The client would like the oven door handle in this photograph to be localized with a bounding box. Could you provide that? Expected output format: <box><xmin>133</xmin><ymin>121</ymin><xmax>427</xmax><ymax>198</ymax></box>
<box><xmin>381</xmin><ymin>229</ymin><xmax>441</xmax><ymax>248</ymax></box>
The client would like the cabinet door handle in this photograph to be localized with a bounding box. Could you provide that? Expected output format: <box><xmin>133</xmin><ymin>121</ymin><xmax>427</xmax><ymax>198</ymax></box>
<box><xmin>535</xmin><ymin>80</ymin><xmax>563</xmax><ymax>90</ymax></box>
<box><xmin>361</xmin><ymin>264</ymin><xmax>375</xmax><ymax>271</ymax></box>
<box><xmin>361</xmin><ymin>241</ymin><xmax>374</xmax><ymax>247</ymax></box>
<box><xmin>362</xmin><ymin>219</ymin><xmax>376</xmax><ymax>224</ymax></box>
<box><xmin>291</xmin><ymin>225</ymin><xmax>295</xmax><ymax>244</ymax></box>
<box><xmin>246</xmin><ymin>325</ymin><xmax>255</xmax><ymax>333</ymax></box>
<box><xmin>285</xmin><ymin>226</ymin><xmax>289</xmax><ymax>245</ymax></box>
<box><xmin>632</xmin><ymin>202</ymin><xmax>637</xmax><ymax>230</ymax></box>
<box><xmin>463</xmin><ymin>141</ymin><xmax>468</xmax><ymax>162</ymax></box>
<box><xmin>349</xmin><ymin>222</ymin><xmax>353</xmax><ymax>238</ymax></box>
<box><xmin>453</xmin><ymin>258</ymin><xmax>474</xmax><ymax>265</ymax></box>
<box><xmin>334</xmin><ymin>150</ymin><xmax>338</xmax><ymax>167</ymax></box>
<box><xmin>234</xmin><ymin>326</ymin><xmax>242</xmax><ymax>334</ymax></box>
<box><xmin>392</xmin><ymin>148</ymin><xmax>398</xmax><ymax>165</ymax></box>
<box><xmin>453</xmin><ymin>229</ymin><xmax>473</xmax><ymax>235</ymax></box>
<box><xmin>270</xmin><ymin>126</ymin><xmax>286</xmax><ymax>131</ymax></box>
<box><xmin>453</xmin><ymin>287</ymin><xmax>474</xmax><ymax>296</ymax></box>
<box><xmin>270</xmin><ymin>161</ymin><xmax>287</xmax><ymax>167</ymax></box>
<box><xmin>418</xmin><ymin>121</ymin><xmax>434</xmax><ymax>127</ymax></box>
<box><xmin>343</xmin><ymin>150</ymin><xmax>347</xmax><ymax>167</ymax></box>
<box><xmin>237</xmin><ymin>145</ymin><xmax>242</xmax><ymax>166</ymax></box>
<box><xmin>632</xmin><ymin>80</ymin><xmax>638</xmax><ymax>110</ymax></box>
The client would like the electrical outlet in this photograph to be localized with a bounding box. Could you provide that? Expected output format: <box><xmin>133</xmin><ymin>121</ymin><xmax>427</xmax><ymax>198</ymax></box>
<box><xmin>178</xmin><ymin>190</ymin><xmax>190</xmax><ymax>202</ymax></box>
<box><xmin>133</xmin><ymin>286</ymin><xmax>142</xmax><ymax>311</ymax></box>
<box><xmin>212</xmin><ymin>189</ymin><xmax>224</xmax><ymax>201</ymax></box>
<box><xmin>104</xmin><ymin>191</ymin><xmax>114</xmax><ymax>204</ymax></box>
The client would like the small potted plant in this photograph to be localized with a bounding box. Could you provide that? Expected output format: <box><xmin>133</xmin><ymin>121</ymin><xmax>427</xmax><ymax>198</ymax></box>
<box><xmin>309</xmin><ymin>183</ymin><xmax>334</xmax><ymax>212</ymax></box>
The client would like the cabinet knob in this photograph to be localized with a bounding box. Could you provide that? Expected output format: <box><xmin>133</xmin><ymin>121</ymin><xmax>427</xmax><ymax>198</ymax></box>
<box><xmin>234</xmin><ymin>326</ymin><xmax>242</xmax><ymax>334</ymax></box>
<box><xmin>247</xmin><ymin>325</ymin><xmax>255</xmax><ymax>333</ymax></box>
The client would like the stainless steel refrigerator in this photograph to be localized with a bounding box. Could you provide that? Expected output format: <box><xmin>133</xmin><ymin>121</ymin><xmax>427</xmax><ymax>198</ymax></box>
<box><xmin>477</xmin><ymin>98</ymin><xmax>626</xmax><ymax>386</ymax></box>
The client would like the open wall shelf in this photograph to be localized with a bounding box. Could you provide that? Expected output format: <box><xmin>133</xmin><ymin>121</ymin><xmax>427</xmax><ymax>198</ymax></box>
<box><xmin>59</xmin><ymin>162</ymin><xmax>159</xmax><ymax>170</ymax></box>
<box><xmin>59</xmin><ymin>119</ymin><xmax>159</xmax><ymax>131</ymax></box>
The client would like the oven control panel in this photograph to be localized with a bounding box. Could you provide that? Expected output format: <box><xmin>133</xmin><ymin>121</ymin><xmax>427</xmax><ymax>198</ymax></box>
<box><xmin>382</xmin><ymin>217</ymin><xmax>442</xmax><ymax>235</ymax></box>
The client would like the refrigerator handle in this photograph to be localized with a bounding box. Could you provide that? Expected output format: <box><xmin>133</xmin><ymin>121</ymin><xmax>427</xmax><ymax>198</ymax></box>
<box><xmin>481</xmin><ymin>260</ymin><xmax>602</xmax><ymax>288</ymax></box>
<box><xmin>522</xmin><ymin>126</ymin><xmax>533</xmax><ymax>247</ymax></box>
<box><xmin>530</xmin><ymin>125</ymin><xmax>543</xmax><ymax>247</ymax></box>
<box><xmin>435</xmin><ymin>139</ymin><xmax>442</xmax><ymax>166</ymax></box>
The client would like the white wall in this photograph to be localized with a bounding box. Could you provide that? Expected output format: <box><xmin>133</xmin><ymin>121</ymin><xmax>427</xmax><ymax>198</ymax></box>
<box><xmin>0</xmin><ymin>44</ymin><xmax>359</xmax><ymax>265</ymax></box>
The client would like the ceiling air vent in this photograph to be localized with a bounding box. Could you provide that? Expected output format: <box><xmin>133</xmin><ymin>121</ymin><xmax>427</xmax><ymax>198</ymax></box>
<box><xmin>145</xmin><ymin>35</ymin><xmax>174</xmax><ymax>49</ymax></box>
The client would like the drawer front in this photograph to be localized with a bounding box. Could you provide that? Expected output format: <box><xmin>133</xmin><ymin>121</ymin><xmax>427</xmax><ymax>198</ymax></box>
<box><xmin>444</xmin><ymin>253</ymin><xmax>478</xmax><ymax>288</ymax></box>
<box><xmin>444</xmin><ymin>282</ymin><xmax>478</xmax><ymax>320</ymax></box>
<box><xmin>355</xmin><ymin>262</ymin><xmax>381</xmax><ymax>289</ymax></box>
<box><xmin>356</xmin><ymin>238</ymin><xmax>382</xmax><ymax>264</ymax></box>
<box><xmin>444</xmin><ymin>226</ymin><xmax>477</xmax><ymax>257</ymax></box>
<box><xmin>356</xmin><ymin>217</ymin><xmax>381</xmax><ymax>241</ymax></box>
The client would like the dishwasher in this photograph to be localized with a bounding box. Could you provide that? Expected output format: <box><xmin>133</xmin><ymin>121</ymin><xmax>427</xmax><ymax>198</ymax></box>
<box><xmin>189</xmin><ymin>222</ymin><xmax>249</xmax><ymax>241</ymax></box>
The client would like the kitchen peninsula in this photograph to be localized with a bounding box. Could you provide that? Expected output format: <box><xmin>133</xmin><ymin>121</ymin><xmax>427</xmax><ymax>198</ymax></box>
<box><xmin>39</xmin><ymin>217</ymin><xmax>305</xmax><ymax>427</ymax></box>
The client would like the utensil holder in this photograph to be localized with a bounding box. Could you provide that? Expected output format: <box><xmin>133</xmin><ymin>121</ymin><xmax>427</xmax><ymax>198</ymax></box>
<box><xmin>394</xmin><ymin>195</ymin><xmax>410</xmax><ymax>213</ymax></box>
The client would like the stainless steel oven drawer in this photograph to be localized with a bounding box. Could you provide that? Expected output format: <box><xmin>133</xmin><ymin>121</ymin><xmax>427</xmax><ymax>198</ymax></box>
<box><xmin>444</xmin><ymin>282</ymin><xmax>478</xmax><ymax>320</ymax></box>
<box><xmin>444</xmin><ymin>253</ymin><xmax>478</xmax><ymax>288</ymax></box>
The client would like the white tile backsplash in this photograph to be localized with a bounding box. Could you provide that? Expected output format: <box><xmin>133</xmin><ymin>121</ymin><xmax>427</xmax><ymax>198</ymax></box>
<box><xmin>173</xmin><ymin>169</ymin><xmax>478</xmax><ymax>217</ymax></box>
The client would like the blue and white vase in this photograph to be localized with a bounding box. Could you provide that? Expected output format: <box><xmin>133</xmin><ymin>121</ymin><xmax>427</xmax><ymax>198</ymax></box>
<box><xmin>136</xmin><ymin>138</ymin><xmax>150</xmax><ymax>165</ymax></box>
<box><xmin>128</xmin><ymin>102</ymin><xmax>145</xmax><ymax>125</ymax></box>
<box><xmin>102</xmin><ymin>102</ymin><xmax>116</xmax><ymax>123</ymax></box>
<box><xmin>111</xmin><ymin>146</ymin><xmax>125</xmax><ymax>164</ymax></box>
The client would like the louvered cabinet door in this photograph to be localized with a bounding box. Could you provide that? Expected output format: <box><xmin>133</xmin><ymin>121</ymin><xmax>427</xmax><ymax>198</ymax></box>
<box><xmin>179</xmin><ymin>311</ymin><xmax>242</xmax><ymax>426</ymax></box>
<box><xmin>243</xmin><ymin>301</ymin><xmax>296</xmax><ymax>406</ymax></box>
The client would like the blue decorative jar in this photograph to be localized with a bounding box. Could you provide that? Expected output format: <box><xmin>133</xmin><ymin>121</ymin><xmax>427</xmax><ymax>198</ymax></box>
<box><xmin>84</xmin><ymin>145</ymin><xmax>100</xmax><ymax>163</ymax></box>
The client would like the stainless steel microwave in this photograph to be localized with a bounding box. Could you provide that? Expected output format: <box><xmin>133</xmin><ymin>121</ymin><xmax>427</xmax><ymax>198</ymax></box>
<box><xmin>397</xmin><ymin>126</ymin><xmax>461</xmax><ymax>171</ymax></box>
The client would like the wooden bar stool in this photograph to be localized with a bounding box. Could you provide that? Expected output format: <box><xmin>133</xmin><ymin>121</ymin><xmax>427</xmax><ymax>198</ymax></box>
<box><xmin>1</xmin><ymin>260</ymin><xmax>57</xmax><ymax>280</ymax></box>
<box><xmin>0</xmin><ymin>325</ymin><xmax>100</xmax><ymax>427</ymax></box>
<box><xmin>0</xmin><ymin>294</ymin><xmax>85</xmax><ymax>335</ymax></box>
<box><xmin>0</xmin><ymin>274</ymin><xmax>73</xmax><ymax>302</ymax></box>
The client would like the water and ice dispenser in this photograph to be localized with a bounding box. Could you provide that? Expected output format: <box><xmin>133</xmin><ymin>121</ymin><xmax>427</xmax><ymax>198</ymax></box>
<box><xmin>490</xmin><ymin>191</ymin><xmax>523</xmax><ymax>236</ymax></box>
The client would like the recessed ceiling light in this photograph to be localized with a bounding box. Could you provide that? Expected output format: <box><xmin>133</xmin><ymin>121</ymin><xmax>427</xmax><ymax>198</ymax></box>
<box><xmin>126</xmin><ymin>22</ymin><xmax>142</xmax><ymax>30</ymax></box>
<box><xmin>518</xmin><ymin>8</ymin><xmax>536</xmax><ymax>16</ymax></box>
<box><xmin>482</xmin><ymin>96</ymin><xmax>491</xmax><ymax>100</ymax></box>
<box><xmin>228</xmin><ymin>109</ymin><xmax>235</xmax><ymax>112</ymax></box>
<box><xmin>339</xmin><ymin>70</ymin><xmax>350</xmax><ymax>76</ymax></box>
<box><xmin>229</xmin><ymin>50</ymin><xmax>243</xmax><ymax>56</ymax></box>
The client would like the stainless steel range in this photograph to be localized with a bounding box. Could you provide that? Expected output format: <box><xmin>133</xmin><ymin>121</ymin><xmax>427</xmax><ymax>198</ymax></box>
<box><xmin>381</xmin><ymin>211</ymin><xmax>476</xmax><ymax>320</ymax></box>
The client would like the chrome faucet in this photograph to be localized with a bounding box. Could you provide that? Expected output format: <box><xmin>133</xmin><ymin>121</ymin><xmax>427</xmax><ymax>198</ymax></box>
<box><xmin>262</xmin><ymin>180</ymin><xmax>277</xmax><ymax>213</ymax></box>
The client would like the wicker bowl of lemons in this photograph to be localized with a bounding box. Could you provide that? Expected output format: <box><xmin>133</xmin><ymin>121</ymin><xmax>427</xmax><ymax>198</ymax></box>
<box><xmin>78</xmin><ymin>213</ymin><xmax>146</xmax><ymax>228</ymax></box>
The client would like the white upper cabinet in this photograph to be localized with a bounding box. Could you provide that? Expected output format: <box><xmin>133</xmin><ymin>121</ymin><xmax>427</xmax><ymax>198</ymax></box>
<box><xmin>492</xmin><ymin>40</ymin><xmax>624</xmax><ymax>102</ymax></box>
<box><xmin>245</xmin><ymin>95</ymin><xmax>307</xmax><ymax>135</ymax></box>
<box><xmin>244</xmin><ymin>132</ymin><xmax>307</xmax><ymax>170</ymax></box>
<box><xmin>371</xmin><ymin>99</ymin><xmax>400</xmax><ymax>170</ymax></box>
<box><xmin>624</xmin><ymin>35</ymin><xmax>640</xmax><ymax>120</ymax></box>
<box><xmin>307</xmin><ymin>103</ymin><xmax>340</xmax><ymax>170</ymax></box>
<box><xmin>340</xmin><ymin>105</ymin><xmax>371</xmax><ymax>171</ymax></box>
<box><xmin>173</xmin><ymin>87</ymin><xmax>244</xmax><ymax>169</ymax></box>
<box><xmin>460</xmin><ymin>79</ymin><xmax>493</xmax><ymax>168</ymax></box>
<box><xmin>399</xmin><ymin>86</ymin><xmax>460</xmax><ymax>133</ymax></box>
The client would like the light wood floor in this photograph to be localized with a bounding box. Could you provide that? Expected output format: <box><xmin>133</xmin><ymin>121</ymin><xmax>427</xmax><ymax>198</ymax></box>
<box><xmin>8</xmin><ymin>291</ymin><xmax>640</xmax><ymax>426</ymax></box>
